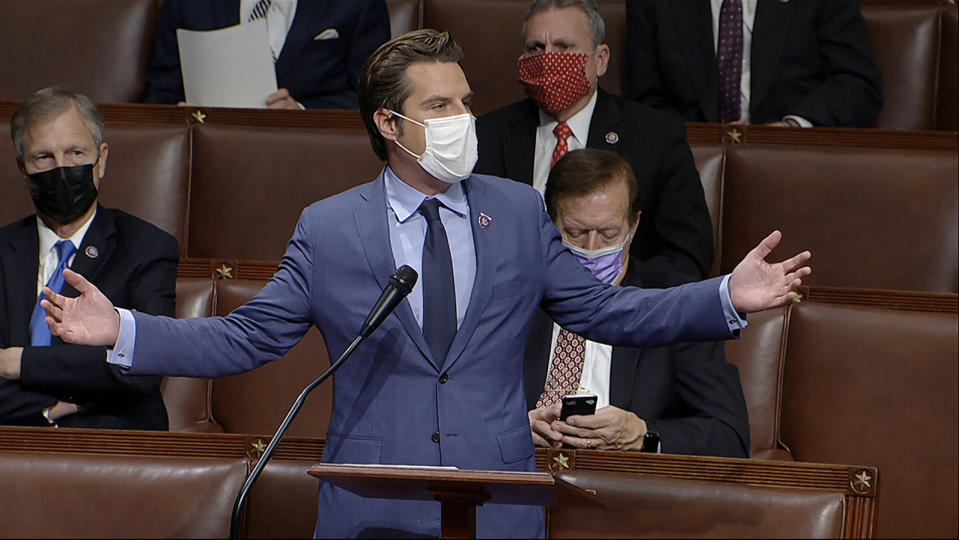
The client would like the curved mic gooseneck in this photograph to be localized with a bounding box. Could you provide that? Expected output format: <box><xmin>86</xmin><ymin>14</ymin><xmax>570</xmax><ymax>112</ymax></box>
<box><xmin>229</xmin><ymin>265</ymin><xmax>418</xmax><ymax>539</ymax></box>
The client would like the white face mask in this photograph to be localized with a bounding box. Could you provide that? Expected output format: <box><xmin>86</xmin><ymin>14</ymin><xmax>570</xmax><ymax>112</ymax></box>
<box><xmin>389</xmin><ymin>111</ymin><xmax>478</xmax><ymax>184</ymax></box>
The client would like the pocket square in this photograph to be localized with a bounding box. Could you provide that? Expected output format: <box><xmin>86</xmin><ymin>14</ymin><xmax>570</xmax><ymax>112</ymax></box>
<box><xmin>314</xmin><ymin>28</ymin><xmax>340</xmax><ymax>40</ymax></box>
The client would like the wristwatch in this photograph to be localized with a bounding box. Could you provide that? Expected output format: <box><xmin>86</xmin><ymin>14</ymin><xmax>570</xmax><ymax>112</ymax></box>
<box><xmin>640</xmin><ymin>421</ymin><xmax>660</xmax><ymax>453</ymax></box>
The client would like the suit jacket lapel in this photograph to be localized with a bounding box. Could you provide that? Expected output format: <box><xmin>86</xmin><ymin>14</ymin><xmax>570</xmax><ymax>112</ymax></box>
<box><xmin>587</xmin><ymin>90</ymin><xmax>625</xmax><ymax>149</ymax></box>
<box><xmin>1</xmin><ymin>220</ymin><xmax>40</xmax><ymax>344</ymax></box>
<box><xmin>275</xmin><ymin>0</ymin><xmax>329</xmax><ymax>79</ymax></box>
<box><xmin>441</xmin><ymin>177</ymin><xmax>496</xmax><ymax>370</ymax></box>
<box><xmin>609</xmin><ymin>345</ymin><xmax>642</xmax><ymax>409</ymax></box>
<box><xmin>354</xmin><ymin>172</ymin><xmax>436</xmax><ymax>368</ymax></box>
<box><xmin>502</xmin><ymin>100</ymin><xmax>539</xmax><ymax>185</ymax></box>
<box><xmin>63</xmin><ymin>207</ymin><xmax>115</xmax><ymax>298</ymax></box>
<box><xmin>671</xmin><ymin>0</ymin><xmax>720</xmax><ymax>122</ymax></box>
<box><xmin>751</xmin><ymin>0</ymin><xmax>796</xmax><ymax>116</ymax></box>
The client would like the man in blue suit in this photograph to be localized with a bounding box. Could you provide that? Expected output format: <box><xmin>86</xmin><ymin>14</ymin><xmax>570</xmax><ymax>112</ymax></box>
<box><xmin>42</xmin><ymin>30</ymin><xmax>811</xmax><ymax>538</ymax></box>
<box><xmin>144</xmin><ymin>0</ymin><xmax>390</xmax><ymax>109</ymax></box>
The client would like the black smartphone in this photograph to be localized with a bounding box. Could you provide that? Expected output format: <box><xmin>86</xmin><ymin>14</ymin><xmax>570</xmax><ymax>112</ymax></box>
<box><xmin>560</xmin><ymin>394</ymin><xmax>597</xmax><ymax>421</ymax></box>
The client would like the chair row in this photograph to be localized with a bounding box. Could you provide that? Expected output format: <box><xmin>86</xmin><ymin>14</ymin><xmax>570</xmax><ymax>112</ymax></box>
<box><xmin>164</xmin><ymin>258</ymin><xmax>958</xmax><ymax>538</ymax></box>
<box><xmin>0</xmin><ymin>0</ymin><xmax>955</xmax><ymax>129</ymax></box>
<box><xmin>1</xmin><ymin>112</ymin><xmax>955</xmax><ymax>292</ymax></box>
<box><xmin>0</xmin><ymin>426</ymin><xmax>880</xmax><ymax>538</ymax></box>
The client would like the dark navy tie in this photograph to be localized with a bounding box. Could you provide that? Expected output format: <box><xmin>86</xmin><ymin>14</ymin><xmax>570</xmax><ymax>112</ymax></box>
<box><xmin>419</xmin><ymin>199</ymin><xmax>456</xmax><ymax>365</ymax></box>
<box><xmin>717</xmin><ymin>0</ymin><xmax>744</xmax><ymax>123</ymax></box>
<box><xmin>30</xmin><ymin>240</ymin><xmax>76</xmax><ymax>346</ymax></box>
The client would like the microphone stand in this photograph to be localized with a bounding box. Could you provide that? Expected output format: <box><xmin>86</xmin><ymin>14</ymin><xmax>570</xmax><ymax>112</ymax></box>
<box><xmin>228</xmin><ymin>333</ymin><xmax>363</xmax><ymax>539</ymax></box>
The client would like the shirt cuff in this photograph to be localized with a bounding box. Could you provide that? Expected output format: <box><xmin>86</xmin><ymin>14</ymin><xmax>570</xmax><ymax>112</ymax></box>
<box><xmin>720</xmin><ymin>274</ymin><xmax>748</xmax><ymax>334</ymax></box>
<box><xmin>106</xmin><ymin>308</ymin><xmax>137</xmax><ymax>369</ymax></box>
<box><xmin>783</xmin><ymin>114</ymin><xmax>813</xmax><ymax>128</ymax></box>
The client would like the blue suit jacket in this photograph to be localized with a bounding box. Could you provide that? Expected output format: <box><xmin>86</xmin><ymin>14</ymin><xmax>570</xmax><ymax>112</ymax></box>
<box><xmin>143</xmin><ymin>0</ymin><xmax>390</xmax><ymax>109</ymax></box>
<box><xmin>126</xmin><ymin>172</ymin><xmax>733</xmax><ymax>537</ymax></box>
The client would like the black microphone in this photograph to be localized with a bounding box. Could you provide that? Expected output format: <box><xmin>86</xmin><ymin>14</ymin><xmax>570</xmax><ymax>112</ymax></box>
<box><xmin>360</xmin><ymin>265</ymin><xmax>418</xmax><ymax>337</ymax></box>
<box><xmin>230</xmin><ymin>265</ymin><xmax>418</xmax><ymax>539</ymax></box>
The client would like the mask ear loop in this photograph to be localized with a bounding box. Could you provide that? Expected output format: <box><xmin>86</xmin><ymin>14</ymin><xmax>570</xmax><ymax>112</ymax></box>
<box><xmin>387</xmin><ymin>110</ymin><xmax>426</xmax><ymax>159</ymax></box>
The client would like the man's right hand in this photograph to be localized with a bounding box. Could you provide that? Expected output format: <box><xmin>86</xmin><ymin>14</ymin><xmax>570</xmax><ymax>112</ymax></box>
<box><xmin>528</xmin><ymin>403</ymin><xmax>563</xmax><ymax>448</ymax></box>
<box><xmin>41</xmin><ymin>269</ymin><xmax>120</xmax><ymax>347</ymax></box>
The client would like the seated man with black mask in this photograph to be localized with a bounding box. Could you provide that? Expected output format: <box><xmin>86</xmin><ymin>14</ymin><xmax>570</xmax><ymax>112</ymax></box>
<box><xmin>0</xmin><ymin>87</ymin><xmax>177</xmax><ymax>429</ymax></box>
<box><xmin>526</xmin><ymin>149</ymin><xmax>750</xmax><ymax>457</ymax></box>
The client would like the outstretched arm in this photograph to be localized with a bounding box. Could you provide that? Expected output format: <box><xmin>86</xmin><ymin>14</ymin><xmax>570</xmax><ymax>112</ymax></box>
<box><xmin>728</xmin><ymin>230</ymin><xmax>811</xmax><ymax>313</ymax></box>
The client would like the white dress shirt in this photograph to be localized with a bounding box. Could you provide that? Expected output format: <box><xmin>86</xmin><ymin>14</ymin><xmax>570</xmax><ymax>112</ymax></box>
<box><xmin>35</xmin><ymin>210</ymin><xmax>96</xmax><ymax>298</ymax></box>
<box><xmin>531</xmin><ymin>91</ymin><xmax>599</xmax><ymax>195</ymax></box>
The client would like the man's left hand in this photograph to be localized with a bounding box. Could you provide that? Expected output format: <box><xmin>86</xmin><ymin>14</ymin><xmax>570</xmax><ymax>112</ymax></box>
<box><xmin>0</xmin><ymin>347</ymin><xmax>23</xmax><ymax>380</ymax></box>
<box><xmin>729</xmin><ymin>230</ymin><xmax>811</xmax><ymax>313</ymax></box>
<box><xmin>266</xmin><ymin>88</ymin><xmax>303</xmax><ymax>110</ymax></box>
<box><xmin>553</xmin><ymin>405</ymin><xmax>646</xmax><ymax>451</ymax></box>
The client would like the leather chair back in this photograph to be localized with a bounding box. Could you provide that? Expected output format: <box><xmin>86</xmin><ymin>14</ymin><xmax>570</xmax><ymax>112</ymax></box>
<box><xmin>782</xmin><ymin>299</ymin><xmax>959</xmax><ymax>538</ymax></box>
<box><xmin>0</xmin><ymin>0</ymin><xmax>158</xmax><ymax>102</ymax></box>
<box><xmin>723</xmin><ymin>306</ymin><xmax>791</xmax><ymax>460</ymax></box>
<box><xmin>938</xmin><ymin>5</ymin><xmax>958</xmax><ymax>130</ymax></box>
<box><xmin>549</xmin><ymin>470</ymin><xmax>845</xmax><ymax>538</ymax></box>
<box><xmin>720</xmin><ymin>144</ymin><xmax>959</xmax><ymax>293</ymax></box>
<box><xmin>0</xmin><ymin>451</ymin><xmax>247</xmax><ymax>538</ymax></box>
<box><xmin>210</xmin><ymin>278</ymin><xmax>333</xmax><ymax>438</ymax></box>
<box><xmin>161</xmin><ymin>276</ymin><xmax>221</xmax><ymax>433</ymax></box>
<box><xmin>689</xmin><ymin>144</ymin><xmax>723</xmax><ymax>276</ymax></box>
<box><xmin>863</xmin><ymin>6</ymin><xmax>941</xmax><ymax>130</ymax></box>
<box><xmin>187</xmin><ymin>124</ymin><xmax>382</xmax><ymax>260</ymax></box>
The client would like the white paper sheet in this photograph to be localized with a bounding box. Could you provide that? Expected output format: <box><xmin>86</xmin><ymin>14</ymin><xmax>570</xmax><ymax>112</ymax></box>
<box><xmin>176</xmin><ymin>20</ymin><xmax>278</xmax><ymax>108</ymax></box>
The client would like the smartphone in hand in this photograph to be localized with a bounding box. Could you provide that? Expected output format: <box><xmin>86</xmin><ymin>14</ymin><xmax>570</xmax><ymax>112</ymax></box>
<box><xmin>560</xmin><ymin>394</ymin><xmax>597</xmax><ymax>421</ymax></box>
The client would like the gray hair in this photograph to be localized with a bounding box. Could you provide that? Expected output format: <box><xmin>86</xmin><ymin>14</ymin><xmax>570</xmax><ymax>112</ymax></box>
<box><xmin>522</xmin><ymin>0</ymin><xmax>606</xmax><ymax>49</ymax></box>
<box><xmin>10</xmin><ymin>87</ymin><xmax>104</xmax><ymax>158</ymax></box>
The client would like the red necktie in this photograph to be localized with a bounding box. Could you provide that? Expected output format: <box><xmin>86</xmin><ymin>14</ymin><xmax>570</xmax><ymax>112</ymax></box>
<box><xmin>536</xmin><ymin>328</ymin><xmax>587</xmax><ymax>408</ymax></box>
<box><xmin>717</xmin><ymin>0</ymin><xmax>743</xmax><ymax>123</ymax></box>
<box><xmin>551</xmin><ymin>121</ymin><xmax>572</xmax><ymax>168</ymax></box>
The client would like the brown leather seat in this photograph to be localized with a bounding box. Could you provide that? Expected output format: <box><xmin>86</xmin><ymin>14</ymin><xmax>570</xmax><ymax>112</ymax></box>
<box><xmin>550</xmin><ymin>470</ymin><xmax>846</xmax><ymax>538</ymax></box>
<box><xmin>781</xmin><ymin>295</ymin><xmax>958</xmax><ymax>538</ymax></box>
<box><xmin>863</xmin><ymin>6</ymin><xmax>941</xmax><ymax>130</ymax></box>
<box><xmin>210</xmin><ymin>277</ymin><xmax>333</xmax><ymax>439</ymax></box>
<box><xmin>689</xmin><ymin>144</ymin><xmax>724</xmax><ymax>277</ymax></box>
<box><xmin>721</xmin><ymin>144</ymin><xmax>959</xmax><ymax>293</ymax></box>
<box><xmin>0</xmin><ymin>0</ymin><xmax>157</xmax><ymax>103</ymax></box>
<box><xmin>938</xmin><ymin>5</ymin><xmax>958</xmax><ymax>130</ymax></box>
<box><xmin>188</xmin><ymin>124</ymin><xmax>383</xmax><ymax>260</ymax></box>
<box><xmin>0</xmin><ymin>450</ymin><xmax>247</xmax><ymax>538</ymax></box>
<box><xmin>724</xmin><ymin>306</ymin><xmax>791</xmax><ymax>460</ymax></box>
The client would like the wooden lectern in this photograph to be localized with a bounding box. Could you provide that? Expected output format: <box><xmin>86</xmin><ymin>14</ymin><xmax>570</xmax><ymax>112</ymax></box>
<box><xmin>309</xmin><ymin>463</ymin><xmax>602</xmax><ymax>539</ymax></box>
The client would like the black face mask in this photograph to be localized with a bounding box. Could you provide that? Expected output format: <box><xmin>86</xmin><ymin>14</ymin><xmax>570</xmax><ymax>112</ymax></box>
<box><xmin>27</xmin><ymin>162</ymin><xmax>99</xmax><ymax>225</ymax></box>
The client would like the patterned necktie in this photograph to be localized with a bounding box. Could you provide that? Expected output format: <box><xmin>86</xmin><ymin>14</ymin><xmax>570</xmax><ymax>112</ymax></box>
<box><xmin>536</xmin><ymin>328</ymin><xmax>588</xmax><ymax>408</ymax></box>
<box><xmin>717</xmin><ymin>0</ymin><xmax>744</xmax><ymax>123</ymax></box>
<box><xmin>248</xmin><ymin>0</ymin><xmax>272</xmax><ymax>22</ymax></box>
<box><xmin>419</xmin><ymin>199</ymin><xmax>456</xmax><ymax>366</ymax></box>
<box><xmin>29</xmin><ymin>240</ymin><xmax>77</xmax><ymax>346</ymax></box>
<box><xmin>551</xmin><ymin>121</ymin><xmax>572</xmax><ymax>168</ymax></box>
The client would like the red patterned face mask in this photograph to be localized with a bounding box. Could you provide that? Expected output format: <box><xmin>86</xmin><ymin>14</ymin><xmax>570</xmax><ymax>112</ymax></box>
<box><xmin>517</xmin><ymin>52</ymin><xmax>593</xmax><ymax>116</ymax></box>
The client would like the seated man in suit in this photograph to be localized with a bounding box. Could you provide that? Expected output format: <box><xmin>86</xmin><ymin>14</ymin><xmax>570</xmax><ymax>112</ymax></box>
<box><xmin>627</xmin><ymin>0</ymin><xmax>883</xmax><ymax>127</ymax></box>
<box><xmin>476</xmin><ymin>0</ymin><xmax>714</xmax><ymax>281</ymax></box>
<box><xmin>526</xmin><ymin>149</ymin><xmax>749</xmax><ymax>457</ymax></box>
<box><xmin>0</xmin><ymin>87</ymin><xmax>178</xmax><ymax>429</ymax></box>
<box><xmin>144</xmin><ymin>0</ymin><xmax>391</xmax><ymax>109</ymax></box>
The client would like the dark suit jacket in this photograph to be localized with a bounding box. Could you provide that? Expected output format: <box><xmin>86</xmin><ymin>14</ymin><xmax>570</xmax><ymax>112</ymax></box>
<box><xmin>0</xmin><ymin>206</ymin><xmax>178</xmax><ymax>429</ymax></box>
<box><xmin>627</xmin><ymin>0</ymin><xmax>883</xmax><ymax>127</ymax></box>
<box><xmin>144</xmin><ymin>0</ymin><xmax>390</xmax><ymax>109</ymax></box>
<box><xmin>523</xmin><ymin>265</ymin><xmax>750</xmax><ymax>458</ymax></box>
<box><xmin>476</xmin><ymin>89</ymin><xmax>714</xmax><ymax>280</ymax></box>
